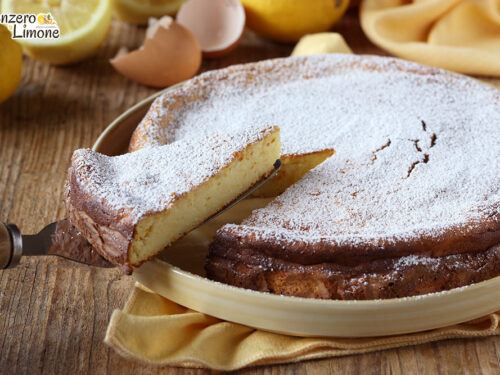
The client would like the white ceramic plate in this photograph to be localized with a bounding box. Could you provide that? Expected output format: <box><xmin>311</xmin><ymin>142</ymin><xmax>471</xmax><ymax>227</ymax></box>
<box><xmin>93</xmin><ymin>85</ymin><xmax>500</xmax><ymax>338</ymax></box>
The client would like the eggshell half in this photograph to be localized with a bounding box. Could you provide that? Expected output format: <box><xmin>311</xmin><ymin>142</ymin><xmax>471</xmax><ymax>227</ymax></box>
<box><xmin>177</xmin><ymin>0</ymin><xmax>245</xmax><ymax>58</ymax></box>
<box><xmin>110</xmin><ymin>16</ymin><xmax>201</xmax><ymax>88</ymax></box>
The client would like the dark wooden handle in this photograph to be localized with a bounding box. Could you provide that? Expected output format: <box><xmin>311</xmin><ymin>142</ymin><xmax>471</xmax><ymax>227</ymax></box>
<box><xmin>0</xmin><ymin>222</ymin><xmax>13</xmax><ymax>268</ymax></box>
<box><xmin>0</xmin><ymin>223</ymin><xmax>22</xmax><ymax>269</ymax></box>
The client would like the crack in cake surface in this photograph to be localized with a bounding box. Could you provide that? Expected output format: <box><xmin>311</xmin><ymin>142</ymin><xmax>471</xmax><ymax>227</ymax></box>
<box><xmin>370</xmin><ymin>139</ymin><xmax>391</xmax><ymax>163</ymax></box>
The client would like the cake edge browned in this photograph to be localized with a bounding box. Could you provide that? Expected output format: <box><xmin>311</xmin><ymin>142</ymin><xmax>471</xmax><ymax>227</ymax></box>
<box><xmin>206</xmin><ymin>242</ymin><xmax>500</xmax><ymax>300</ymax></box>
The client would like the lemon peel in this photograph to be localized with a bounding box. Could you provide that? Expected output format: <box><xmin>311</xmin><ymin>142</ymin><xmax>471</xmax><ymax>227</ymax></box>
<box><xmin>0</xmin><ymin>25</ymin><xmax>22</xmax><ymax>104</ymax></box>
<box><xmin>241</xmin><ymin>0</ymin><xmax>350</xmax><ymax>43</ymax></box>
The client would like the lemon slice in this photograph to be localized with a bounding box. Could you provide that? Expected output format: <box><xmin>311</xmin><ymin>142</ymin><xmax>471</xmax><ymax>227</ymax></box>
<box><xmin>1</xmin><ymin>0</ymin><xmax>112</xmax><ymax>65</ymax></box>
<box><xmin>115</xmin><ymin>0</ymin><xmax>186</xmax><ymax>24</ymax></box>
<box><xmin>0</xmin><ymin>25</ymin><xmax>22</xmax><ymax>104</ymax></box>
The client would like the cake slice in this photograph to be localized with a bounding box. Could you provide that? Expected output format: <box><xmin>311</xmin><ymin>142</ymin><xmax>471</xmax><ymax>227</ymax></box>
<box><xmin>65</xmin><ymin>125</ymin><xmax>281</xmax><ymax>273</ymax></box>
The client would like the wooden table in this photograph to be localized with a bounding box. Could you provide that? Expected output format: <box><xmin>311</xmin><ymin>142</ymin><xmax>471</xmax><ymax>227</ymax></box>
<box><xmin>1</xmin><ymin>11</ymin><xmax>499</xmax><ymax>374</ymax></box>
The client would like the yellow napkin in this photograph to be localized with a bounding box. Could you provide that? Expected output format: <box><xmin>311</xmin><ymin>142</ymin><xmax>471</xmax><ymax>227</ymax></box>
<box><xmin>360</xmin><ymin>0</ymin><xmax>500</xmax><ymax>76</ymax></box>
<box><xmin>105</xmin><ymin>283</ymin><xmax>500</xmax><ymax>371</ymax></box>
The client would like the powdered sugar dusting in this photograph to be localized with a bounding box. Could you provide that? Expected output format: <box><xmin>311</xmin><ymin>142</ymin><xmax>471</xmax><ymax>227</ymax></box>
<box><xmin>70</xmin><ymin>125</ymin><xmax>275</xmax><ymax>223</ymax></box>
<box><xmin>135</xmin><ymin>54</ymin><xmax>500</xmax><ymax>248</ymax></box>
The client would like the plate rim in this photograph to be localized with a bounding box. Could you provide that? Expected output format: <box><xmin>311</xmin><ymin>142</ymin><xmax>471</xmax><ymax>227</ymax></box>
<box><xmin>150</xmin><ymin>255</ymin><xmax>500</xmax><ymax>307</ymax></box>
<box><xmin>92</xmin><ymin>82</ymin><xmax>185</xmax><ymax>153</ymax></box>
<box><xmin>133</xmin><ymin>257</ymin><xmax>500</xmax><ymax>337</ymax></box>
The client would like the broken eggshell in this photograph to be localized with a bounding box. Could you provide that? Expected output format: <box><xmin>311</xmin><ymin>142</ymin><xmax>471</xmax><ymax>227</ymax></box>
<box><xmin>177</xmin><ymin>0</ymin><xmax>245</xmax><ymax>58</ymax></box>
<box><xmin>110</xmin><ymin>16</ymin><xmax>201</xmax><ymax>88</ymax></box>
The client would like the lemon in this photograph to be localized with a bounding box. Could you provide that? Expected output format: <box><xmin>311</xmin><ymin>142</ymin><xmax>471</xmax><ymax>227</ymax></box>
<box><xmin>114</xmin><ymin>0</ymin><xmax>186</xmax><ymax>24</ymax></box>
<box><xmin>0</xmin><ymin>25</ymin><xmax>22</xmax><ymax>104</ymax></box>
<box><xmin>1</xmin><ymin>0</ymin><xmax>112</xmax><ymax>65</ymax></box>
<box><xmin>241</xmin><ymin>0</ymin><xmax>350</xmax><ymax>43</ymax></box>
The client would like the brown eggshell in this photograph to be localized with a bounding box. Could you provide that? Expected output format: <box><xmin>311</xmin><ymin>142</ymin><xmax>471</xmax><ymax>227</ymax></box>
<box><xmin>177</xmin><ymin>0</ymin><xmax>245</xmax><ymax>58</ymax></box>
<box><xmin>110</xmin><ymin>17</ymin><xmax>201</xmax><ymax>88</ymax></box>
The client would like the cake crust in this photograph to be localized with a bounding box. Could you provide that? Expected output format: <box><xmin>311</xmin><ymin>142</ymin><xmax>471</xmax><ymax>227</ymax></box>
<box><xmin>206</xmin><ymin>245</ymin><xmax>500</xmax><ymax>300</ymax></box>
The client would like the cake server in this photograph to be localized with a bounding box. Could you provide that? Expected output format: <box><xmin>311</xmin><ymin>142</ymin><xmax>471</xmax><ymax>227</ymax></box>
<box><xmin>0</xmin><ymin>159</ymin><xmax>281</xmax><ymax>269</ymax></box>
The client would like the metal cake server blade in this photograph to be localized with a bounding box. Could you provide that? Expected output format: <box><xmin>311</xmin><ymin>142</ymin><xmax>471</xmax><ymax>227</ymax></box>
<box><xmin>0</xmin><ymin>159</ymin><xmax>281</xmax><ymax>269</ymax></box>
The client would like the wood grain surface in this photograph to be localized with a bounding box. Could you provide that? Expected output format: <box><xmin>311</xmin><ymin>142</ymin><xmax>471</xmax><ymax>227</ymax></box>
<box><xmin>1</xmin><ymin>11</ymin><xmax>499</xmax><ymax>375</ymax></box>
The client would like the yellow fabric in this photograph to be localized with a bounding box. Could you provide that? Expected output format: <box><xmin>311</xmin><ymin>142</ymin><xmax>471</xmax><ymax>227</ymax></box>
<box><xmin>105</xmin><ymin>283</ymin><xmax>500</xmax><ymax>371</ymax></box>
<box><xmin>360</xmin><ymin>0</ymin><xmax>500</xmax><ymax>76</ymax></box>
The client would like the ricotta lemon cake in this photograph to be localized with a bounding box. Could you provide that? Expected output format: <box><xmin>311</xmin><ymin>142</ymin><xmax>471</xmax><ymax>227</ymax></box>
<box><xmin>66</xmin><ymin>125</ymin><xmax>280</xmax><ymax>273</ymax></box>
<box><xmin>129</xmin><ymin>54</ymin><xmax>500</xmax><ymax>299</ymax></box>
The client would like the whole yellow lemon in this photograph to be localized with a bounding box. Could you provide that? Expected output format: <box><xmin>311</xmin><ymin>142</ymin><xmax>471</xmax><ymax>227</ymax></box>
<box><xmin>0</xmin><ymin>25</ymin><xmax>22</xmax><ymax>104</ymax></box>
<box><xmin>241</xmin><ymin>0</ymin><xmax>350</xmax><ymax>43</ymax></box>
